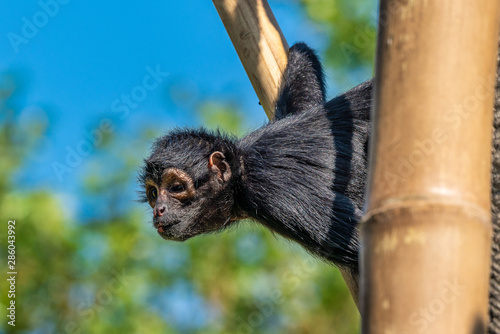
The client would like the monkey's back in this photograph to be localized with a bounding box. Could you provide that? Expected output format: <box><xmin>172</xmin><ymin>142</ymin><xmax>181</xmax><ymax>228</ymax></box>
<box><xmin>236</xmin><ymin>80</ymin><xmax>372</xmax><ymax>268</ymax></box>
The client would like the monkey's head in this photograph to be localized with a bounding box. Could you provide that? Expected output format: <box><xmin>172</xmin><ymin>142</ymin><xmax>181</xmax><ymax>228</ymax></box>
<box><xmin>139</xmin><ymin>129</ymin><xmax>239</xmax><ymax>241</ymax></box>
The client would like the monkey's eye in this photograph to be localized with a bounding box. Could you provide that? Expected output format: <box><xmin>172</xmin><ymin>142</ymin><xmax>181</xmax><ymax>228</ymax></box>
<box><xmin>169</xmin><ymin>184</ymin><xmax>185</xmax><ymax>193</ymax></box>
<box><xmin>149</xmin><ymin>187</ymin><xmax>158</xmax><ymax>200</ymax></box>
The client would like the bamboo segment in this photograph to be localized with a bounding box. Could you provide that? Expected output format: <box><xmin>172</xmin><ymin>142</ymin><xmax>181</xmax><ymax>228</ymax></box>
<box><xmin>212</xmin><ymin>0</ymin><xmax>289</xmax><ymax>119</ymax></box>
<box><xmin>361</xmin><ymin>0</ymin><xmax>500</xmax><ymax>333</ymax></box>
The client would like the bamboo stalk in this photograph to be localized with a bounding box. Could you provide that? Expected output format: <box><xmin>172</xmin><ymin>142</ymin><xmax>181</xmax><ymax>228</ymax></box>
<box><xmin>212</xmin><ymin>0</ymin><xmax>288</xmax><ymax>119</ymax></box>
<box><xmin>361</xmin><ymin>0</ymin><xmax>500</xmax><ymax>333</ymax></box>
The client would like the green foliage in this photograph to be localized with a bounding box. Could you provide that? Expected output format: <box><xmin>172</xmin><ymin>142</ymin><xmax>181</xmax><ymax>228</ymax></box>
<box><xmin>300</xmin><ymin>0</ymin><xmax>377</xmax><ymax>85</ymax></box>
<box><xmin>199</xmin><ymin>102</ymin><xmax>246</xmax><ymax>134</ymax></box>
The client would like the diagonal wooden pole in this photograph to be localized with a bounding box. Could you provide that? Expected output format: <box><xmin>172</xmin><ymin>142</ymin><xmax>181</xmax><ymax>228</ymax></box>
<box><xmin>212</xmin><ymin>0</ymin><xmax>360</xmax><ymax>307</ymax></box>
<box><xmin>361</xmin><ymin>0</ymin><xmax>500</xmax><ymax>333</ymax></box>
<box><xmin>213</xmin><ymin>0</ymin><xmax>288</xmax><ymax>119</ymax></box>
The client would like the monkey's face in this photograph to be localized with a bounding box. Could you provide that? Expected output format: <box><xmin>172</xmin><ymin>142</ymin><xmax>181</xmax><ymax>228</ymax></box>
<box><xmin>142</xmin><ymin>151</ymin><xmax>234</xmax><ymax>241</ymax></box>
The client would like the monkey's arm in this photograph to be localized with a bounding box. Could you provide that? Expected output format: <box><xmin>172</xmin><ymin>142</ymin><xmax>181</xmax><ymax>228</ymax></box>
<box><xmin>274</xmin><ymin>43</ymin><xmax>326</xmax><ymax>120</ymax></box>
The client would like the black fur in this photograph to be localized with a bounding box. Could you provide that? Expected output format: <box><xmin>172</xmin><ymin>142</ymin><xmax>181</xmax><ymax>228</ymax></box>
<box><xmin>139</xmin><ymin>129</ymin><xmax>239</xmax><ymax>192</ymax></box>
<box><xmin>274</xmin><ymin>43</ymin><xmax>326</xmax><ymax>120</ymax></box>
<box><xmin>140</xmin><ymin>42</ymin><xmax>371</xmax><ymax>271</ymax></box>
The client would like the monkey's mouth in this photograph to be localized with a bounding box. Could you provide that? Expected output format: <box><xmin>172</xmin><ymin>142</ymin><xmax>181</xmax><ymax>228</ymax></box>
<box><xmin>154</xmin><ymin>220</ymin><xmax>181</xmax><ymax>236</ymax></box>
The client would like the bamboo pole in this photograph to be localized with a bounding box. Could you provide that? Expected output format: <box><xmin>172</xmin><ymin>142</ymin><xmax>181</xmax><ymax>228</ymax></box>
<box><xmin>212</xmin><ymin>0</ymin><xmax>360</xmax><ymax>308</ymax></box>
<box><xmin>361</xmin><ymin>1</ymin><xmax>500</xmax><ymax>333</ymax></box>
<box><xmin>212</xmin><ymin>0</ymin><xmax>288</xmax><ymax>119</ymax></box>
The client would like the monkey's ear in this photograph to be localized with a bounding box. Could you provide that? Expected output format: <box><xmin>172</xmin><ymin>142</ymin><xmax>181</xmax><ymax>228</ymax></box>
<box><xmin>208</xmin><ymin>151</ymin><xmax>232</xmax><ymax>182</ymax></box>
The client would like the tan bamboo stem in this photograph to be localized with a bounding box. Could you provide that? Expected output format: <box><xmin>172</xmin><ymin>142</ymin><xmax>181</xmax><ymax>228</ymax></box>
<box><xmin>361</xmin><ymin>0</ymin><xmax>500</xmax><ymax>333</ymax></box>
<box><xmin>212</xmin><ymin>0</ymin><xmax>288</xmax><ymax>119</ymax></box>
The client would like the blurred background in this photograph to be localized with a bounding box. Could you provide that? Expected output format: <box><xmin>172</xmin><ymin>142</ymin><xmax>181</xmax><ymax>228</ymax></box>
<box><xmin>0</xmin><ymin>1</ymin><xmax>375</xmax><ymax>333</ymax></box>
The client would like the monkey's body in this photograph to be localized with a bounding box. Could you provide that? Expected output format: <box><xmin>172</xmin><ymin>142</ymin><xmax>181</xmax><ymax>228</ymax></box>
<box><xmin>236</xmin><ymin>79</ymin><xmax>371</xmax><ymax>269</ymax></box>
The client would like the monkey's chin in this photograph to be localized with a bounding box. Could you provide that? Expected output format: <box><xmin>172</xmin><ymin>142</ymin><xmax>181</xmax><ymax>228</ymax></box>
<box><xmin>156</xmin><ymin>224</ymin><xmax>196</xmax><ymax>242</ymax></box>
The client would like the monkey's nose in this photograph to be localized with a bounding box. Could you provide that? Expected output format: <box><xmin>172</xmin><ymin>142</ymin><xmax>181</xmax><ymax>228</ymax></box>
<box><xmin>155</xmin><ymin>205</ymin><xmax>167</xmax><ymax>217</ymax></box>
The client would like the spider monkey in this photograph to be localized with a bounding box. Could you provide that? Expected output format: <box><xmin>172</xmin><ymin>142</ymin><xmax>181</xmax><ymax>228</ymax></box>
<box><xmin>140</xmin><ymin>42</ymin><xmax>500</xmax><ymax>333</ymax></box>
<box><xmin>139</xmin><ymin>43</ymin><xmax>371</xmax><ymax>273</ymax></box>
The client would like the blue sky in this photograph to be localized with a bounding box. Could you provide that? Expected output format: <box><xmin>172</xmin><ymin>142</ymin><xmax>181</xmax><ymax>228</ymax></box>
<box><xmin>0</xmin><ymin>1</ymin><xmax>328</xmax><ymax>195</ymax></box>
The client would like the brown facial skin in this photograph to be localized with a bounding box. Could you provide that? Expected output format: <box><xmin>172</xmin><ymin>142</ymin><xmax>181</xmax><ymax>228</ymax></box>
<box><xmin>144</xmin><ymin>152</ymin><xmax>234</xmax><ymax>241</ymax></box>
